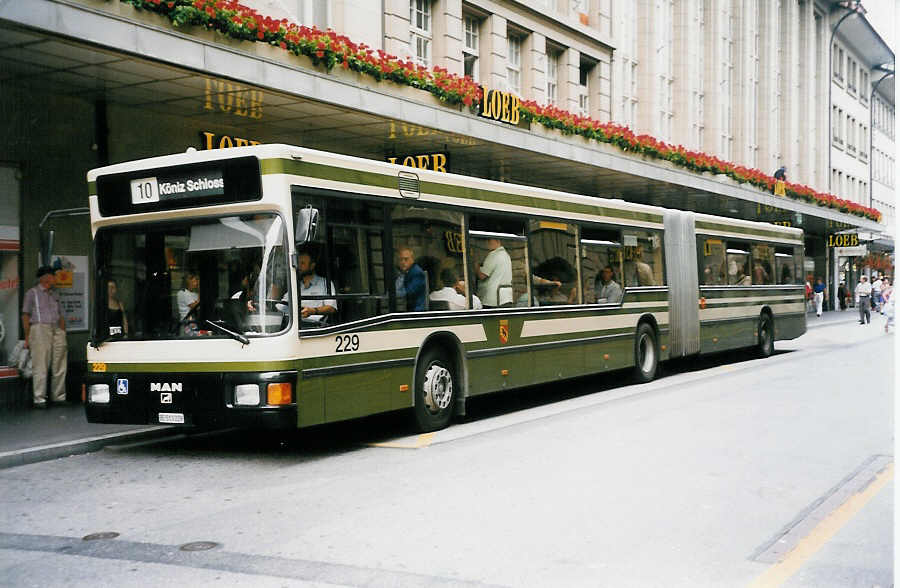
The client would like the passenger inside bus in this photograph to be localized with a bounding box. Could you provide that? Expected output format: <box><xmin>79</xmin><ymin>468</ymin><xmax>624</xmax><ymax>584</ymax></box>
<box><xmin>177</xmin><ymin>272</ymin><xmax>202</xmax><ymax>336</ymax></box>
<box><xmin>594</xmin><ymin>266</ymin><xmax>624</xmax><ymax>303</ymax></box>
<box><xmin>475</xmin><ymin>238</ymin><xmax>513</xmax><ymax>307</ymax></box>
<box><xmin>295</xmin><ymin>250</ymin><xmax>337</xmax><ymax>326</ymax></box>
<box><xmin>429</xmin><ymin>268</ymin><xmax>482</xmax><ymax>310</ymax></box>
<box><xmin>395</xmin><ymin>246</ymin><xmax>427</xmax><ymax>311</ymax></box>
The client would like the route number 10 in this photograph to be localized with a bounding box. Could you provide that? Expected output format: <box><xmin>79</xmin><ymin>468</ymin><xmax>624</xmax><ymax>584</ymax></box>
<box><xmin>130</xmin><ymin>177</ymin><xmax>160</xmax><ymax>204</ymax></box>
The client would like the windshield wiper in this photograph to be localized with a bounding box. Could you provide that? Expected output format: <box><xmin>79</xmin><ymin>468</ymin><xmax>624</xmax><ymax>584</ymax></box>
<box><xmin>205</xmin><ymin>320</ymin><xmax>250</xmax><ymax>345</ymax></box>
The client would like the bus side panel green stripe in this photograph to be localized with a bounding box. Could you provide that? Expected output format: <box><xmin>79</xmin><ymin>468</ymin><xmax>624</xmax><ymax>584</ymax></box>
<box><xmin>695</xmin><ymin>220</ymin><xmax>801</xmax><ymax>241</ymax></box>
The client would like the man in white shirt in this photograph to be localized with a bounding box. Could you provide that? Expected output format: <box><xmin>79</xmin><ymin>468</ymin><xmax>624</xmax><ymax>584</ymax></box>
<box><xmin>476</xmin><ymin>238</ymin><xmax>513</xmax><ymax>307</ymax></box>
<box><xmin>594</xmin><ymin>266</ymin><xmax>623</xmax><ymax>304</ymax></box>
<box><xmin>855</xmin><ymin>276</ymin><xmax>872</xmax><ymax>324</ymax></box>
<box><xmin>429</xmin><ymin>269</ymin><xmax>482</xmax><ymax>310</ymax></box>
<box><xmin>295</xmin><ymin>252</ymin><xmax>337</xmax><ymax>326</ymax></box>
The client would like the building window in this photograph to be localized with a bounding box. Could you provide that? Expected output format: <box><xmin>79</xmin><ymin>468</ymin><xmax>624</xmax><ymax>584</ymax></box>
<box><xmin>832</xmin><ymin>106</ymin><xmax>842</xmax><ymax>145</ymax></box>
<box><xmin>861</xmin><ymin>71</ymin><xmax>869</xmax><ymax>103</ymax></box>
<box><xmin>296</xmin><ymin>0</ymin><xmax>329</xmax><ymax>29</ymax></box>
<box><xmin>718</xmin><ymin>3</ymin><xmax>733</xmax><ymax>158</ymax></box>
<box><xmin>463</xmin><ymin>15</ymin><xmax>479</xmax><ymax>80</ymax></box>
<box><xmin>847</xmin><ymin>56</ymin><xmax>856</xmax><ymax>93</ymax></box>
<box><xmin>506</xmin><ymin>34</ymin><xmax>522</xmax><ymax>94</ymax></box>
<box><xmin>546</xmin><ymin>49</ymin><xmax>559</xmax><ymax>105</ymax></box>
<box><xmin>847</xmin><ymin>116</ymin><xmax>855</xmax><ymax>152</ymax></box>
<box><xmin>655</xmin><ymin>0</ymin><xmax>674</xmax><ymax>141</ymax></box>
<box><xmin>837</xmin><ymin>46</ymin><xmax>844</xmax><ymax>81</ymax></box>
<box><xmin>859</xmin><ymin>124</ymin><xmax>867</xmax><ymax>160</ymax></box>
<box><xmin>578</xmin><ymin>60</ymin><xmax>593</xmax><ymax>117</ymax></box>
<box><xmin>409</xmin><ymin>0</ymin><xmax>432</xmax><ymax>68</ymax></box>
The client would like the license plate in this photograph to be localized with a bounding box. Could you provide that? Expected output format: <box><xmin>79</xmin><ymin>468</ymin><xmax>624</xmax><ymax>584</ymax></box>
<box><xmin>158</xmin><ymin>412</ymin><xmax>185</xmax><ymax>424</ymax></box>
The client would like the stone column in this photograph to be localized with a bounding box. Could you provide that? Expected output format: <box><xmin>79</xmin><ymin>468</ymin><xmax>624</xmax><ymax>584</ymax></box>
<box><xmin>383</xmin><ymin>0</ymin><xmax>411</xmax><ymax>59</ymax></box>
<box><xmin>560</xmin><ymin>46</ymin><xmax>581</xmax><ymax>115</ymax></box>
<box><xmin>524</xmin><ymin>32</ymin><xmax>546</xmax><ymax>103</ymax></box>
<box><xmin>479</xmin><ymin>13</ymin><xmax>508</xmax><ymax>90</ymax></box>
<box><xmin>434</xmin><ymin>0</ymin><xmax>463</xmax><ymax>76</ymax></box>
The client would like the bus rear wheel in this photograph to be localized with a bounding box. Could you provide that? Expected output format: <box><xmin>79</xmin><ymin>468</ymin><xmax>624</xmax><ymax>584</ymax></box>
<box><xmin>413</xmin><ymin>348</ymin><xmax>456</xmax><ymax>432</ymax></box>
<box><xmin>633</xmin><ymin>322</ymin><xmax>659</xmax><ymax>383</ymax></box>
<box><xmin>757</xmin><ymin>313</ymin><xmax>774</xmax><ymax>358</ymax></box>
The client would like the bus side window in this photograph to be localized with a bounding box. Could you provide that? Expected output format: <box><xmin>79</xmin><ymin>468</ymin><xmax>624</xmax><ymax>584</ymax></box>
<box><xmin>528</xmin><ymin>219</ymin><xmax>578</xmax><ymax>306</ymax></box>
<box><xmin>775</xmin><ymin>246</ymin><xmax>795</xmax><ymax>285</ymax></box>
<box><xmin>726</xmin><ymin>241</ymin><xmax>751</xmax><ymax>286</ymax></box>
<box><xmin>751</xmin><ymin>243</ymin><xmax>775</xmax><ymax>285</ymax></box>
<box><xmin>580</xmin><ymin>226</ymin><xmax>623</xmax><ymax>304</ymax></box>
<box><xmin>699</xmin><ymin>238</ymin><xmax>726</xmax><ymax>285</ymax></box>
<box><xmin>468</xmin><ymin>215</ymin><xmax>527</xmax><ymax>308</ymax></box>
<box><xmin>622</xmin><ymin>230</ymin><xmax>664</xmax><ymax>286</ymax></box>
<box><xmin>392</xmin><ymin>206</ymin><xmax>467</xmax><ymax>311</ymax></box>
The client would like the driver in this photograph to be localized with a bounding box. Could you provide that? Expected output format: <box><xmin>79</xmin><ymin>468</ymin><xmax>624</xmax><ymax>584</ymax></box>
<box><xmin>293</xmin><ymin>251</ymin><xmax>337</xmax><ymax>325</ymax></box>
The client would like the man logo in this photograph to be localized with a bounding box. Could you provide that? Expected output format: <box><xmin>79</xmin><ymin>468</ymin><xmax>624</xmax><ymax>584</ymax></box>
<box><xmin>150</xmin><ymin>382</ymin><xmax>183</xmax><ymax>392</ymax></box>
<box><xmin>160</xmin><ymin>392</ymin><xmax>173</xmax><ymax>404</ymax></box>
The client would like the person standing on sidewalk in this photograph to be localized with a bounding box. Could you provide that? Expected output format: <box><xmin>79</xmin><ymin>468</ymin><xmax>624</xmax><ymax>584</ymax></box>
<box><xmin>21</xmin><ymin>266</ymin><xmax>68</xmax><ymax>407</ymax></box>
<box><xmin>813</xmin><ymin>277</ymin><xmax>826</xmax><ymax>317</ymax></box>
<box><xmin>871</xmin><ymin>274</ymin><xmax>883</xmax><ymax>314</ymax></box>
<box><xmin>855</xmin><ymin>275</ymin><xmax>872</xmax><ymax>325</ymax></box>
<box><xmin>837</xmin><ymin>282</ymin><xmax>848</xmax><ymax>311</ymax></box>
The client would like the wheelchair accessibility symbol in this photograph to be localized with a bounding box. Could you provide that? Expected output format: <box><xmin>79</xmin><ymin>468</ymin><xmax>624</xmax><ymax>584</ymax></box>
<box><xmin>116</xmin><ymin>379</ymin><xmax>129</xmax><ymax>395</ymax></box>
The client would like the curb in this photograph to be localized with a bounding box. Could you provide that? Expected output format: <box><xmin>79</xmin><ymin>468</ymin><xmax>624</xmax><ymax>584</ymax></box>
<box><xmin>0</xmin><ymin>426</ymin><xmax>172</xmax><ymax>470</ymax></box>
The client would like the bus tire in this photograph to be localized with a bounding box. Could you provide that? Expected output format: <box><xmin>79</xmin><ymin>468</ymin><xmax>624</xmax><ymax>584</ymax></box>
<box><xmin>633</xmin><ymin>322</ymin><xmax>659</xmax><ymax>383</ymax></box>
<box><xmin>757</xmin><ymin>313</ymin><xmax>774</xmax><ymax>358</ymax></box>
<box><xmin>413</xmin><ymin>347</ymin><xmax>456</xmax><ymax>432</ymax></box>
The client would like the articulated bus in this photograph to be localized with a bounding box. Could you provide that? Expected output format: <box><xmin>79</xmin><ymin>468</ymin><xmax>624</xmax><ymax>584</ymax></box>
<box><xmin>84</xmin><ymin>144</ymin><xmax>806</xmax><ymax>432</ymax></box>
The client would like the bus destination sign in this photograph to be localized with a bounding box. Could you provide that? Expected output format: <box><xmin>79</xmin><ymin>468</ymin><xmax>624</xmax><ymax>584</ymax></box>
<box><xmin>130</xmin><ymin>169</ymin><xmax>225</xmax><ymax>205</ymax></box>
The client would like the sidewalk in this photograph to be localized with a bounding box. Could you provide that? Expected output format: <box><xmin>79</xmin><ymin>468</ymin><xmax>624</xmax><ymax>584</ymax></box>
<box><xmin>0</xmin><ymin>402</ymin><xmax>170</xmax><ymax>470</ymax></box>
<box><xmin>0</xmin><ymin>310</ymin><xmax>878</xmax><ymax>470</ymax></box>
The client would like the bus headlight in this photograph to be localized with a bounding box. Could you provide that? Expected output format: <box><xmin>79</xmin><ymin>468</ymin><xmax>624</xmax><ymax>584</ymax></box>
<box><xmin>234</xmin><ymin>384</ymin><xmax>260</xmax><ymax>406</ymax></box>
<box><xmin>88</xmin><ymin>384</ymin><xmax>110</xmax><ymax>404</ymax></box>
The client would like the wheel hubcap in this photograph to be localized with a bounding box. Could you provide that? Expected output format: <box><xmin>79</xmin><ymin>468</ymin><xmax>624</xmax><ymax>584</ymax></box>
<box><xmin>423</xmin><ymin>363</ymin><xmax>452</xmax><ymax>413</ymax></box>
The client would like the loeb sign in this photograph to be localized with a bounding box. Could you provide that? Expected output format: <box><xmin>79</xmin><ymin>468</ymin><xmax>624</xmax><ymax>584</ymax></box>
<box><xmin>479</xmin><ymin>87</ymin><xmax>521</xmax><ymax>125</ymax></box>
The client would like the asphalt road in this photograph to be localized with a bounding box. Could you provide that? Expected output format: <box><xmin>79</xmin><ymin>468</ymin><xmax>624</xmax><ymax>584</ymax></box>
<box><xmin>0</xmin><ymin>318</ymin><xmax>893</xmax><ymax>587</ymax></box>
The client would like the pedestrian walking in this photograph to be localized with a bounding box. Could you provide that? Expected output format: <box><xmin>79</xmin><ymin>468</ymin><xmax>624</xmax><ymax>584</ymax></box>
<box><xmin>21</xmin><ymin>266</ymin><xmax>68</xmax><ymax>407</ymax></box>
<box><xmin>884</xmin><ymin>292</ymin><xmax>895</xmax><ymax>333</ymax></box>
<box><xmin>837</xmin><ymin>282</ymin><xmax>848</xmax><ymax>311</ymax></box>
<box><xmin>813</xmin><ymin>277</ymin><xmax>826</xmax><ymax>317</ymax></box>
<box><xmin>855</xmin><ymin>276</ymin><xmax>872</xmax><ymax>325</ymax></box>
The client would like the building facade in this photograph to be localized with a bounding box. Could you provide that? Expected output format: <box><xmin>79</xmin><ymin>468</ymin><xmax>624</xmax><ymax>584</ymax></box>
<box><xmin>0</xmin><ymin>0</ymin><xmax>893</xmax><ymax>400</ymax></box>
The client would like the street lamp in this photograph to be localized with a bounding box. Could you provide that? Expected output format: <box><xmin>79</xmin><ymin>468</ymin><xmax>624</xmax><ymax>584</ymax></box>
<box><xmin>869</xmin><ymin>65</ymin><xmax>894</xmax><ymax>209</ymax></box>
<box><xmin>827</xmin><ymin>1</ymin><xmax>866</xmax><ymax>194</ymax></box>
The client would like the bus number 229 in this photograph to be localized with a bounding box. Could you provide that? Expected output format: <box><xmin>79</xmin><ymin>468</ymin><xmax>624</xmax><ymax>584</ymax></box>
<box><xmin>335</xmin><ymin>334</ymin><xmax>360</xmax><ymax>353</ymax></box>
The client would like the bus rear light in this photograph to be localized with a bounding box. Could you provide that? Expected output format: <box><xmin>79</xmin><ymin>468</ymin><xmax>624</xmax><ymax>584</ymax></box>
<box><xmin>81</xmin><ymin>384</ymin><xmax>86</xmax><ymax>403</ymax></box>
<box><xmin>266</xmin><ymin>383</ymin><xmax>292</xmax><ymax>405</ymax></box>
<box><xmin>88</xmin><ymin>384</ymin><xmax>110</xmax><ymax>404</ymax></box>
<box><xmin>235</xmin><ymin>384</ymin><xmax>260</xmax><ymax>406</ymax></box>
<box><xmin>501</xmin><ymin>369</ymin><xmax>509</xmax><ymax>376</ymax></box>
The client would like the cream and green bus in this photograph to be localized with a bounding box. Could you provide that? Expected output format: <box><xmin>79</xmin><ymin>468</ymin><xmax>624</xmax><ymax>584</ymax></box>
<box><xmin>84</xmin><ymin>144</ymin><xmax>806</xmax><ymax>432</ymax></box>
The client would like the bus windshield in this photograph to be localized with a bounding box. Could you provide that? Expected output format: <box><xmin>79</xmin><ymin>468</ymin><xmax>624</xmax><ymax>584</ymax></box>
<box><xmin>94</xmin><ymin>213</ymin><xmax>290</xmax><ymax>342</ymax></box>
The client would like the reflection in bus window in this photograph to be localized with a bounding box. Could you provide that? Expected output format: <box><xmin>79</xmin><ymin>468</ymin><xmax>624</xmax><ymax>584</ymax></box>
<box><xmin>622</xmin><ymin>230</ymin><xmax>664</xmax><ymax>286</ymax></box>
<box><xmin>699</xmin><ymin>238</ymin><xmax>726</xmax><ymax>285</ymax></box>
<box><xmin>580</xmin><ymin>226</ymin><xmax>623</xmax><ymax>304</ymax></box>
<box><xmin>726</xmin><ymin>242</ymin><xmax>752</xmax><ymax>286</ymax></box>
<box><xmin>392</xmin><ymin>206</ymin><xmax>467</xmax><ymax>311</ymax></box>
<box><xmin>751</xmin><ymin>243</ymin><xmax>775</xmax><ymax>285</ymax></box>
<box><xmin>469</xmin><ymin>216</ymin><xmax>526</xmax><ymax>308</ymax></box>
<box><xmin>528</xmin><ymin>219</ymin><xmax>578</xmax><ymax>306</ymax></box>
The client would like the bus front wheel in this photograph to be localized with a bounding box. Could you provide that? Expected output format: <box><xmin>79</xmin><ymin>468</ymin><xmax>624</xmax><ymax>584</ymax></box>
<box><xmin>413</xmin><ymin>348</ymin><xmax>456</xmax><ymax>432</ymax></box>
<box><xmin>633</xmin><ymin>322</ymin><xmax>659</xmax><ymax>383</ymax></box>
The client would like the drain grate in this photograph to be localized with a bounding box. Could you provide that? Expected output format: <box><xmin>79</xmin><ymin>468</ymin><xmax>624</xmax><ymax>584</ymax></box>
<box><xmin>82</xmin><ymin>532</ymin><xmax>119</xmax><ymax>541</ymax></box>
<box><xmin>179</xmin><ymin>541</ymin><xmax>220</xmax><ymax>552</ymax></box>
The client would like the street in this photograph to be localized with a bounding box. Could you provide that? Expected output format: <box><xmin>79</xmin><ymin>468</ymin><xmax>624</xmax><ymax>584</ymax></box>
<box><xmin>0</xmin><ymin>316</ymin><xmax>893</xmax><ymax>588</ymax></box>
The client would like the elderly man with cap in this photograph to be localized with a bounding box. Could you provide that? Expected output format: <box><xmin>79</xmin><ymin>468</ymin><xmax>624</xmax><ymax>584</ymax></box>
<box><xmin>21</xmin><ymin>266</ymin><xmax>67</xmax><ymax>407</ymax></box>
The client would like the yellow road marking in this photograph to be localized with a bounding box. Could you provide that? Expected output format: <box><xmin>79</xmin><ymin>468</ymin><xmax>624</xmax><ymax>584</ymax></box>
<box><xmin>368</xmin><ymin>433</ymin><xmax>435</xmax><ymax>449</ymax></box>
<box><xmin>748</xmin><ymin>461</ymin><xmax>893</xmax><ymax>588</ymax></box>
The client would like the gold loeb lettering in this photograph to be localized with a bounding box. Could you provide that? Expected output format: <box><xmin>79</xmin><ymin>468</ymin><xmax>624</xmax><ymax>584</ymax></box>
<box><xmin>827</xmin><ymin>234</ymin><xmax>859</xmax><ymax>247</ymax></box>
<box><xmin>386</xmin><ymin>153</ymin><xmax>449</xmax><ymax>172</ymax></box>
<box><xmin>480</xmin><ymin>88</ymin><xmax>521</xmax><ymax>125</ymax></box>
<box><xmin>204</xmin><ymin>78</ymin><xmax>264</xmax><ymax>119</ymax></box>
<box><xmin>200</xmin><ymin>131</ymin><xmax>262</xmax><ymax>150</ymax></box>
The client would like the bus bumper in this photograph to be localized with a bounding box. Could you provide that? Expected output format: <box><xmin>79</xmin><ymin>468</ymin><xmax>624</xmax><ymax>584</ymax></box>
<box><xmin>83</xmin><ymin>370</ymin><xmax>298</xmax><ymax>430</ymax></box>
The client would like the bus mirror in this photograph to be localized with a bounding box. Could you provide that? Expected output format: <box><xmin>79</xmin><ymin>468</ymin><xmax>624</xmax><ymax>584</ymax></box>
<box><xmin>295</xmin><ymin>206</ymin><xmax>319</xmax><ymax>244</ymax></box>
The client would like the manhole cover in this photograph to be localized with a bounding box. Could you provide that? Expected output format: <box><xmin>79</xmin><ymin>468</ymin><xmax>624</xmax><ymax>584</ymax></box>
<box><xmin>82</xmin><ymin>532</ymin><xmax>119</xmax><ymax>541</ymax></box>
<box><xmin>179</xmin><ymin>541</ymin><xmax>220</xmax><ymax>552</ymax></box>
